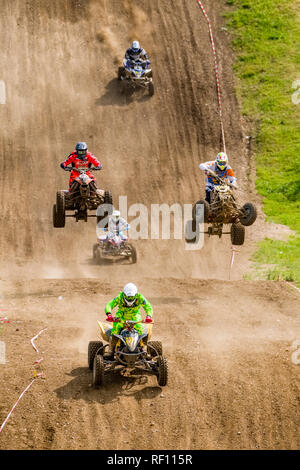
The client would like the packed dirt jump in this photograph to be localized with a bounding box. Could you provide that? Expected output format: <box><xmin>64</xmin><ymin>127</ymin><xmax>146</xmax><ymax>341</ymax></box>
<box><xmin>0</xmin><ymin>0</ymin><xmax>299</xmax><ymax>450</ymax></box>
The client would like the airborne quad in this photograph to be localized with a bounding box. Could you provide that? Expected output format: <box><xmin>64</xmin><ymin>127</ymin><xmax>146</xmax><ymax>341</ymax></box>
<box><xmin>93</xmin><ymin>230</ymin><xmax>137</xmax><ymax>265</ymax></box>
<box><xmin>53</xmin><ymin>167</ymin><xmax>113</xmax><ymax>227</ymax></box>
<box><xmin>186</xmin><ymin>170</ymin><xmax>257</xmax><ymax>245</ymax></box>
<box><xmin>118</xmin><ymin>58</ymin><xmax>154</xmax><ymax>96</ymax></box>
<box><xmin>88</xmin><ymin>318</ymin><xmax>168</xmax><ymax>387</ymax></box>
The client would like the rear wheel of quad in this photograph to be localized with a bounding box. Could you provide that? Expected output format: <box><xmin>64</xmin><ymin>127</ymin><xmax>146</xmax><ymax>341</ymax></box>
<box><xmin>148</xmin><ymin>81</ymin><xmax>154</xmax><ymax>96</ymax></box>
<box><xmin>147</xmin><ymin>341</ymin><xmax>163</xmax><ymax>357</ymax></box>
<box><xmin>157</xmin><ymin>356</ymin><xmax>168</xmax><ymax>387</ymax></box>
<box><xmin>93</xmin><ymin>355</ymin><xmax>105</xmax><ymax>387</ymax></box>
<box><xmin>128</xmin><ymin>245</ymin><xmax>137</xmax><ymax>264</ymax></box>
<box><xmin>53</xmin><ymin>204</ymin><xmax>60</xmax><ymax>228</ymax></box>
<box><xmin>231</xmin><ymin>223</ymin><xmax>245</xmax><ymax>246</ymax></box>
<box><xmin>240</xmin><ymin>203</ymin><xmax>257</xmax><ymax>226</ymax></box>
<box><xmin>88</xmin><ymin>341</ymin><xmax>103</xmax><ymax>370</ymax></box>
<box><xmin>192</xmin><ymin>199</ymin><xmax>210</xmax><ymax>223</ymax></box>
<box><xmin>185</xmin><ymin>219</ymin><xmax>197</xmax><ymax>244</ymax></box>
<box><xmin>92</xmin><ymin>244</ymin><xmax>98</xmax><ymax>261</ymax></box>
<box><xmin>53</xmin><ymin>191</ymin><xmax>66</xmax><ymax>228</ymax></box>
<box><xmin>104</xmin><ymin>190</ymin><xmax>113</xmax><ymax>208</ymax></box>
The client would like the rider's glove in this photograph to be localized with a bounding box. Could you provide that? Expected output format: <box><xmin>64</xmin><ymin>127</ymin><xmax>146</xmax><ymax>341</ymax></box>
<box><xmin>145</xmin><ymin>316</ymin><xmax>153</xmax><ymax>323</ymax></box>
<box><xmin>106</xmin><ymin>314</ymin><xmax>114</xmax><ymax>322</ymax></box>
<box><xmin>92</xmin><ymin>165</ymin><xmax>102</xmax><ymax>171</ymax></box>
<box><xmin>60</xmin><ymin>163</ymin><xmax>67</xmax><ymax>170</ymax></box>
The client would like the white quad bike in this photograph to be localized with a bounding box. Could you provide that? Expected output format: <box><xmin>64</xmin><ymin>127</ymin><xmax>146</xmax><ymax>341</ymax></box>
<box><xmin>93</xmin><ymin>229</ymin><xmax>137</xmax><ymax>265</ymax></box>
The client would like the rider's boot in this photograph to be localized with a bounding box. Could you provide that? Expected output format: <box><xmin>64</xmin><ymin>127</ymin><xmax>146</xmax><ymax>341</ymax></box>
<box><xmin>104</xmin><ymin>336</ymin><xmax>118</xmax><ymax>359</ymax></box>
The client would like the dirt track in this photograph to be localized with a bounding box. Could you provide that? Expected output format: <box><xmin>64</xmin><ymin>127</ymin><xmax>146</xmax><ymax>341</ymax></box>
<box><xmin>0</xmin><ymin>0</ymin><xmax>299</xmax><ymax>450</ymax></box>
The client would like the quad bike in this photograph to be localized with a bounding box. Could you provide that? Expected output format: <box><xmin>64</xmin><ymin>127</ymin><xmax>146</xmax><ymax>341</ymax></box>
<box><xmin>53</xmin><ymin>167</ymin><xmax>113</xmax><ymax>228</ymax></box>
<box><xmin>88</xmin><ymin>318</ymin><xmax>168</xmax><ymax>388</ymax></box>
<box><xmin>117</xmin><ymin>59</ymin><xmax>154</xmax><ymax>96</ymax></box>
<box><xmin>186</xmin><ymin>170</ymin><xmax>257</xmax><ymax>246</ymax></box>
<box><xmin>93</xmin><ymin>230</ymin><xmax>137</xmax><ymax>264</ymax></box>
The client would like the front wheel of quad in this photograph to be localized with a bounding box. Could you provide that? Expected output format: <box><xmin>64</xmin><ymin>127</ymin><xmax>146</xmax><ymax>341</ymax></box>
<box><xmin>157</xmin><ymin>356</ymin><xmax>168</xmax><ymax>387</ymax></box>
<box><xmin>93</xmin><ymin>355</ymin><xmax>105</xmax><ymax>387</ymax></box>
<box><xmin>128</xmin><ymin>244</ymin><xmax>137</xmax><ymax>264</ymax></box>
<box><xmin>117</xmin><ymin>66</ymin><xmax>124</xmax><ymax>81</ymax></box>
<box><xmin>53</xmin><ymin>204</ymin><xmax>60</xmax><ymax>228</ymax></box>
<box><xmin>53</xmin><ymin>191</ymin><xmax>66</xmax><ymax>228</ymax></box>
<box><xmin>240</xmin><ymin>203</ymin><xmax>257</xmax><ymax>226</ymax></box>
<box><xmin>88</xmin><ymin>341</ymin><xmax>103</xmax><ymax>370</ymax></box>
<box><xmin>192</xmin><ymin>199</ymin><xmax>210</xmax><ymax>223</ymax></box>
<box><xmin>148</xmin><ymin>341</ymin><xmax>163</xmax><ymax>357</ymax></box>
<box><xmin>148</xmin><ymin>81</ymin><xmax>154</xmax><ymax>96</ymax></box>
<box><xmin>231</xmin><ymin>223</ymin><xmax>245</xmax><ymax>246</ymax></box>
<box><xmin>96</xmin><ymin>248</ymin><xmax>105</xmax><ymax>265</ymax></box>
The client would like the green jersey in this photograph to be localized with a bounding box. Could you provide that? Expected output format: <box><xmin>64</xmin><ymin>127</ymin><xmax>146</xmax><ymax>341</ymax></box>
<box><xmin>105</xmin><ymin>292</ymin><xmax>153</xmax><ymax>320</ymax></box>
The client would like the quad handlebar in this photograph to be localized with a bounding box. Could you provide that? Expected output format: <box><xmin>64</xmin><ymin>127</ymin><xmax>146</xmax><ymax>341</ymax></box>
<box><xmin>63</xmin><ymin>166</ymin><xmax>101</xmax><ymax>172</ymax></box>
<box><xmin>105</xmin><ymin>318</ymin><xmax>153</xmax><ymax>324</ymax></box>
<box><xmin>206</xmin><ymin>169</ymin><xmax>238</xmax><ymax>189</ymax></box>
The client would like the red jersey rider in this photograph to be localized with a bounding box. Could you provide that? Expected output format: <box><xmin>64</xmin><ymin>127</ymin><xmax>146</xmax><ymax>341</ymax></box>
<box><xmin>60</xmin><ymin>142</ymin><xmax>102</xmax><ymax>190</ymax></box>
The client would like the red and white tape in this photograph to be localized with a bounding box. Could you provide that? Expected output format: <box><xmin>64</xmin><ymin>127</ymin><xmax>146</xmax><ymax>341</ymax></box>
<box><xmin>196</xmin><ymin>0</ymin><xmax>226</xmax><ymax>153</ymax></box>
<box><xmin>0</xmin><ymin>327</ymin><xmax>47</xmax><ymax>434</ymax></box>
<box><xmin>31</xmin><ymin>327</ymin><xmax>47</xmax><ymax>354</ymax></box>
<box><xmin>0</xmin><ymin>380</ymin><xmax>36</xmax><ymax>433</ymax></box>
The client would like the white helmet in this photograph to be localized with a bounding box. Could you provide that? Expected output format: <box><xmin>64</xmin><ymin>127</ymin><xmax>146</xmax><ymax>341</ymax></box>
<box><xmin>111</xmin><ymin>210</ymin><xmax>120</xmax><ymax>223</ymax></box>
<box><xmin>123</xmin><ymin>283</ymin><xmax>138</xmax><ymax>306</ymax></box>
<box><xmin>216</xmin><ymin>152</ymin><xmax>228</xmax><ymax>171</ymax></box>
<box><xmin>131</xmin><ymin>40</ymin><xmax>140</xmax><ymax>52</ymax></box>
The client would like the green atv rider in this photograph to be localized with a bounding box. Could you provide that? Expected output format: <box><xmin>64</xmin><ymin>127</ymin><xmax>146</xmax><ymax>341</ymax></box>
<box><xmin>104</xmin><ymin>283</ymin><xmax>153</xmax><ymax>358</ymax></box>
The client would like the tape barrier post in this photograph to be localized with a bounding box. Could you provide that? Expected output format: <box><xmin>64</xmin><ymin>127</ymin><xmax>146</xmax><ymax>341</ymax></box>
<box><xmin>0</xmin><ymin>327</ymin><xmax>47</xmax><ymax>434</ymax></box>
<box><xmin>196</xmin><ymin>1</ymin><xmax>226</xmax><ymax>153</ymax></box>
<box><xmin>229</xmin><ymin>246</ymin><xmax>240</xmax><ymax>280</ymax></box>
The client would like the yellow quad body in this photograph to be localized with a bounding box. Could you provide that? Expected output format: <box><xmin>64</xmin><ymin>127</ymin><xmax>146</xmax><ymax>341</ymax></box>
<box><xmin>97</xmin><ymin>320</ymin><xmax>153</xmax><ymax>342</ymax></box>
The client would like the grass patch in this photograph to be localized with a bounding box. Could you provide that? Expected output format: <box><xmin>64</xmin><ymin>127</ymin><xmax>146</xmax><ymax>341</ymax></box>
<box><xmin>226</xmin><ymin>0</ymin><xmax>300</xmax><ymax>286</ymax></box>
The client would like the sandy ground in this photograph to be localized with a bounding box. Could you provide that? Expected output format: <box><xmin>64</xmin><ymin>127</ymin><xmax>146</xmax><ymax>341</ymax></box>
<box><xmin>0</xmin><ymin>0</ymin><xmax>299</xmax><ymax>450</ymax></box>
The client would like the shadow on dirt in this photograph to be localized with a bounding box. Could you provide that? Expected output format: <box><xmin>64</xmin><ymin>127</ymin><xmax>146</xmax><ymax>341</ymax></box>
<box><xmin>96</xmin><ymin>79</ymin><xmax>153</xmax><ymax>106</ymax></box>
<box><xmin>54</xmin><ymin>367</ymin><xmax>162</xmax><ymax>404</ymax></box>
<box><xmin>95</xmin><ymin>79</ymin><xmax>127</xmax><ymax>107</ymax></box>
<box><xmin>82</xmin><ymin>257</ymin><xmax>133</xmax><ymax>266</ymax></box>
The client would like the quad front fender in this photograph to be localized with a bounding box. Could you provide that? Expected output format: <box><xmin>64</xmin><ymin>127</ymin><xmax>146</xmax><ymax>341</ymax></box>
<box><xmin>97</xmin><ymin>321</ymin><xmax>110</xmax><ymax>342</ymax></box>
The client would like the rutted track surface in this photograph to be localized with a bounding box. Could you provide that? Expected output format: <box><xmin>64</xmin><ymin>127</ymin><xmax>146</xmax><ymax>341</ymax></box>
<box><xmin>0</xmin><ymin>0</ymin><xmax>299</xmax><ymax>450</ymax></box>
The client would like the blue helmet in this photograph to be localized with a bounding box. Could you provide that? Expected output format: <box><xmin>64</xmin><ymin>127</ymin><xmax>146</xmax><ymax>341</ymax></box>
<box><xmin>75</xmin><ymin>142</ymin><xmax>88</xmax><ymax>159</ymax></box>
<box><xmin>131</xmin><ymin>41</ymin><xmax>140</xmax><ymax>53</ymax></box>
